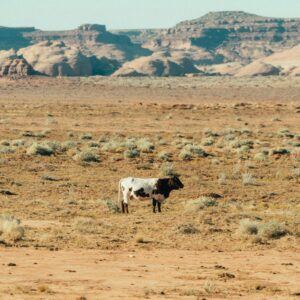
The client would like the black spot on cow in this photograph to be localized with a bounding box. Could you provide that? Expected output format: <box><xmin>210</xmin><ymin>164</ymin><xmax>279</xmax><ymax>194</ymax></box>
<box><xmin>129</xmin><ymin>187</ymin><xmax>132</xmax><ymax>192</ymax></box>
<box><xmin>134</xmin><ymin>188</ymin><xmax>150</xmax><ymax>198</ymax></box>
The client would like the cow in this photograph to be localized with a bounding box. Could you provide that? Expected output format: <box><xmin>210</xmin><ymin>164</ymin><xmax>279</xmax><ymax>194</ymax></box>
<box><xmin>118</xmin><ymin>176</ymin><xmax>184</xmax><ymax>213</ymax></box>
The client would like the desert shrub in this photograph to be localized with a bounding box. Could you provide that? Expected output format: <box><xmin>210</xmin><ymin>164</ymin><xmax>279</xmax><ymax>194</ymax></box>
<box><xmin>158</xmin><ymin>151</ymin><xmax>172</xmax><ymax>161</ymax></box>
<box><xmin>203</xmin><ymin>128</ymin><xmax>218</xmax><ymax>137</ymax></box>
<box><xmin>242</xmin><ymin>173</ymin><xmax>256</xmax><ymax>186</ymax></box>
<box><xmin>224</xmin><ymin>133</ymin><xmax>236</xmax><ymax>141</ymax></box>
<box><xmin>211</xmin><ymin>158</ymin><xmax>220</xmax><ymax>165</ymax></box>
<box><xmin>258</xmin><ymin>222</ymin><xmax>288</xmax><ymax>239</ymax></box>
<box><xmin>177</xmin><ymin>224</ymin><xmax>199</xmax><ymax>234</ymax></box>
<box><xmin>239</xmin><ymin>219</ymin><xmax>259</xmax><ymax>235</ymax></box>
<box><xmin>88</xmin><ymin>141</ymin><xmax>100</xmax><ymax>148</ymax></box>
<box><xmin>237</xmin><ymin>145</ymin><xmax>251</xmax><ymax>156</ymax></box>
<box><xmin>102</xmin><ymin>140</ymin><xmax>123</xmax><ymax>152</ymax></box>
<box><xmin>292</xmin><ymin>168</ymin><xmax>300</xmax><ymax>178</ymax></box>
<box><xmin>0</xmin><ymin>146</ymin><xmax>15</xmax><ymax>154</ymax></box>
<box><xmin>203</xmin><ymin>281</ymin><xmax>216</xmax><ymax>294</ymax></box>
<box><xmin>239</xmin><ymin>219</ymin><xmax>288</xmax><ymax>239</ymax></box>
<box><xmin>73</xmin><ymin>151</ymin><xmax>100</xmax><ymax>162</ymax></box>
<box><xmin>0</xmin><ymin>140</ymin><xmax>10</xmax><ymax>146</ymax></box>
<box><xmin>185</xmin><ymin>197</ymin><xmax>217</xmax><ymax>212</ymax></box>
<box><xmin>278</xmin><ymin>128</ymin><xmax>294</xmax><ymax>138</ymax></box>
<box><xmin>230</xmin><ymin>139</ymin><xmax>254</xmax><ymax>149</ymax></box>
<box><xmin>124</xmin><ymin>148</ymin><xmax>140</xmax><ymax>159</ymax></box>
<box><xmin>218</xmin><ymin>172</ymin><xmax>226</xmax><ymax>185</ymax></box>
<box><xmin>270</xmin><ymin>148</ymin><xmax>290</xmax><ymax>155</ymax></box>
<box><xmin>80</xmin><ymin>133</ymin><xmax>93</xmax><ymax>140</ymax></box>
<box><xmin>98</xmin><ymin>135</ymin><xmax>108</xmax><ymax>143</ymax></box>
<box><xmin>11</xmin><ymin>139</ymin><xmax>26</xmax><ymax>147</ymax></box>
<box><xmin>179</xmin><ymin>148</ymin><xmax>193</xmax><ymax>161</ymax></box>
<box><xmin>190</xmin><ymin>145</ymin><xmax>209</xmax><ymax>157</ymax></box>
<box><xmin>67</xmin><ymin>132</ymin><xmax>75</xmax><ymax>138</ymax></box>
<box><xmin>123</xmin><ymin>138</ymin><xmax>137</xmax><ymax>150</ymax></box>
<box><xmin>181</xmin><ymin>144</ymin><xmax>209</xmax><ymax>159</ymax></box>
<box><xmin>254</xmin><ymin>152</ymin><xmax>268</xmax><ymax>161</ymax></box>
<box><xmin>0</xmin><ymin>215</ymin><xmax>24</xmax><ymax>243</ymax></box>
<box><xmin>160</xmin><ymin>162</ymin><xmax>176</xmax><ymax>176</ymax></box>
<box><xmin>157</xmin><ymin>138</ymin><xmax>168</xmax><ymax>146</ymax></box>
<box><xmin>202</xmin><ymin>137</ymin><xmax>215</xmax><ymax>146</ymax></box>
<box><xmin>104</xmin><ymin>199</ymin><xmax>121</xmax><ymax>213</ymax></box>
<box><xmin>173</xmin><ymin>138</ymin><xmax>191</xmax><ymax>149</ymax></box>
<box><xmin>137</xmin><ymin>138</ymin><xmax>154</xmax><ymax>153</ymax></box>
<box><xmin>74</xmin><ymin>217</ymin><xmax>98</xmax><ymax>234</ymax></box>
<box><xmin>26</xmin><ymin>142</ymin><xmax>54</xmax><ymax>156</ymax></box>
<box><xmin>61</xmin><ymin>141</ymin><xmax>77</xmax><ymax>151</ymax></box>
<box><xmin>240</xmin><ymin>128</ymin><xmax>252</xmax><ymax>135</ymax></box>
<box><xmin>41</xmin><ymin>175</ymin><xmax>60</xmax><ymax>181</ymax></box>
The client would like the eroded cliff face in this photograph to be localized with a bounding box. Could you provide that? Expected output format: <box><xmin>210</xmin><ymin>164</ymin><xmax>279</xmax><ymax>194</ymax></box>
<box><xmin>0</xmin><ymin>26</ymin><xmax>35</xmax><ymax>50</ymax></box>
<box><xmin>1</xmin><ymin>12</ymin><xmax>300</xmax><ymax>77</ymax></box>
<box><xmin>125</xmin><ymin>11</ymin><xmax>300</xmax><ymax>65</ymax></box>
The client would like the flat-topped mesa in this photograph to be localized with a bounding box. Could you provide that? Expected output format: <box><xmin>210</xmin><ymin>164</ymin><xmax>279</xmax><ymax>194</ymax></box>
<box><xmin>0</xmin><ymin>27</ymin><xmax>36</xmax><ymax>50</ymax></box>
<box><xmin>22</xmin><ymin>24</ymin><xmax>134</xmax><ymax>46</ymax></box>
<box><xmin>78</xmin><ymin>24</ymin><xmax>106</xmax><ymax>32</ymax></box>
<box><xmin>176</xmin><ymin>11</ymin><xmax>300</xmax><ymax>27</ymax></box>
<box><xmin>23</xmin><ymin>24</ymin><xmax>107</xmax><ymax>43</ymax></box>
<box><xmin>150</xmin><ymin>11</ymin><xmax>300</xmax><ymax>53</ymax></box>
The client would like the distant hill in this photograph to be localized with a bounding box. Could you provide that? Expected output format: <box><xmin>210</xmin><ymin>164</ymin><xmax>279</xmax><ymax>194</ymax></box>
<box><xmin>1</xmin><ymin>11</ymin><xmax>300</xmax><ymax>77</ymax></box>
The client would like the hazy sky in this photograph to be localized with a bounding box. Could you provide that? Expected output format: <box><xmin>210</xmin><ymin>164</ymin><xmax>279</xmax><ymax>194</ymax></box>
<box><xmin>1</xmin><ymin>0</ymin><xmax>300</xmax><ymax>30</ymax></box>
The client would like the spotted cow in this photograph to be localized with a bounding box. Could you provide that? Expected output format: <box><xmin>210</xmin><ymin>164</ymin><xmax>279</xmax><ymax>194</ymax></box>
<box><xmin>118</xmin><ymin>176</ymin><xmax>184</xmax><ymax>213</ymax></box>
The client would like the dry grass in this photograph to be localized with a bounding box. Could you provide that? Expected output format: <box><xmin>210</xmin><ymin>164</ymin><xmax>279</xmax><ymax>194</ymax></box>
<box><xmin>0</xmin><ymin>215</ymin><xmax>24</xmax><ymax>243</ymax></box>
<box><xmin>239</xmin><ymin>219</ymin><xmax>288</xmax><ymax>239</ymax></box>
<box><xmin>185</xmin><ymin>197</ymin><xmax>218</xmax><ymax>212</ymax></box>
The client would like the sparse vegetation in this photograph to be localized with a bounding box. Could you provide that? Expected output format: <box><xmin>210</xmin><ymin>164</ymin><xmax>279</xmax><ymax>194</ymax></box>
<box><xmin>242</xmin><ymin>173</ymin><xmax>256</xmax><ymax>186</ymax></box>
<box><xmin>160</xmin><ymin>162</ymin><xmax>176</xmax><ymax>176</ymax></box>
<box><xmin>73</xmin><ymin>151</ymin><xmax>100</xmax><ymax>162</ymax></box>
<box><xmin>158</xmin><ymin>151</ymin><xmax>172</xmax><ymax>161</ymax></box>
<box><xmin>177</xmin><ymin>224</ymin><xmax>199</xmax><ymax>234</ymax></box>
<box><xmin>74</xmin><ymin>217</ymin><xmax>98</xmax><ymax>234</ymax></box>
<box><xmin>185</xmin><ymin>197</ymin><xmax>217</xmax><ymax>212</ymax></box>
<box><xmin>124</xmin><ymin>148</ymin><xmax>140</xmax><ymax>159</ymax></box>
<box><xmin>239</xmin><ymin>219</ymin><xmax>288</xmax><ymax>239</ymax></box>
<box><xmin>26</xmin><ymin>142</ymin><xmax>55</xmax><ymax>156</ymax></box>
<box><xmin>179</xmin><ymin>148</ymin><xmax>193</xmax><ymax>161</ymax></box>
<box><xmin>0</xmin><ymin>215</ymin><xmax>24</xmax><ymax>243</ymax></box>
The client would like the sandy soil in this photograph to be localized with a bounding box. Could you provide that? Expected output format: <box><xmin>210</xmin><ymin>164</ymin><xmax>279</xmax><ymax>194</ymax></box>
<box><xmin>1</xmin><ymin>248</ymin><xmax>299</xmax><ymax>299</ymax></box>
<box><xmin>0</xmin><ymin>76</ymin><xmax>299</xmax><ymax>299</ymax></box>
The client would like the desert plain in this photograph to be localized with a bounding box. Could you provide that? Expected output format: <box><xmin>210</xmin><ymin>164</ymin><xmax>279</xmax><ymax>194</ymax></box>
<box><xmin>0</xmin><ymin>76</ymin><xmax>299</xmax><ymax>299</ymax></box>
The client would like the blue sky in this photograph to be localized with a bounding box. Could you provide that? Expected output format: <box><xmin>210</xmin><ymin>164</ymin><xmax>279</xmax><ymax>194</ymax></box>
<box><xmin>1</xmin><ymin>0</ymin><xmax>300</xmax><ymax>30</ymax></box>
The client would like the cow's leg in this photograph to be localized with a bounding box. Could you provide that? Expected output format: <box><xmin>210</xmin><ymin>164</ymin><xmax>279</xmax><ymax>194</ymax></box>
<box><xmin>152</xmin><ymin>199</ymin><xmax>157</xmax><ymax>213</ymax></box>
<box><xmin>123</xmin><ymin>190</ymin><xmax>130</xmax><ymax>214</ymax></box>
<box><xmin>121</xmin><ymin>201</ymin><xmax>125</xmax><ymax>214</ymax></box>
<box><xmin>157</xmin><ymin>201</ymin><xmax>161</xmax><ymax>213</ymax></box>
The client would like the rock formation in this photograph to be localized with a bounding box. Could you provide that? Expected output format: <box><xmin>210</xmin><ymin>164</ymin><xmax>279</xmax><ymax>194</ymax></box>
<box><xmin>1</xmin><ymin>12</ymin><xmax>300</xmax><ymax>77</ymax></box>
<box><xmin>113</xmin><ymin>51</ymin><xmax>200</xmax><ymax>77</ymax></box>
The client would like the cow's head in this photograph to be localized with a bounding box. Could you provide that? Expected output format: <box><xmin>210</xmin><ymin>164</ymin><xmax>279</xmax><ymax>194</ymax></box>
<box><xmin>169</xmin><ymin>175</ymin><xmax>184</xmax><ymax>190</ymax></box>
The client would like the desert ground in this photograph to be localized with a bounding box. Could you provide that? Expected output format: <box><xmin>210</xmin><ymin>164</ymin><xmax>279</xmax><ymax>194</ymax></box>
<box><xmin>0</xmin><ymin>76</ymin><xmax>299</xmax><ymax>299</ymax></box>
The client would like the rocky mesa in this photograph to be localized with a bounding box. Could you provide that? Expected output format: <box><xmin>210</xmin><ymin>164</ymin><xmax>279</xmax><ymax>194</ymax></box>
<box><xmin>1</xmin><ymin>11</ymin><xmax>300</xmax><ymax>77</ymax></box>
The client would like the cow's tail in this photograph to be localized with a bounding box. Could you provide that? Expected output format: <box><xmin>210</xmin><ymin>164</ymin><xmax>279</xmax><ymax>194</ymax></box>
<box><xmin>118</xmin><ymin>179</ymin><xmax>122</xmax><ymax>206</ymax></box>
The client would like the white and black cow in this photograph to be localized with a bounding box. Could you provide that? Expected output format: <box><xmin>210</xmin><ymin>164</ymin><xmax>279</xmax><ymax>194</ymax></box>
<box><xmin>118</xmin><ymin>176</ymin><xmax>184</xmax><ymax>213</ymax></box>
